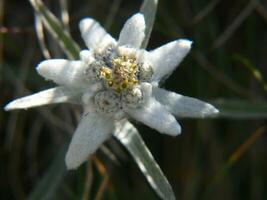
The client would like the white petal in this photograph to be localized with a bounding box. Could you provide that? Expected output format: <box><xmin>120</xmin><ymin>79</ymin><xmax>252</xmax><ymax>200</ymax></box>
<box><xmin>79</xmin><ymin>50</ymin><xmax>94</xmax><ymax>63</ymax></box>
<box><xmin>79</xmin><ymin>18</ymin><xmax>116</xmax><ymax>50</ymax></box>
<box><xmin>140</xmin><ymin>82</ymin><xmax>152</xmax><ymax>101</ymax></box>
<box><xmin>4</xmin><ymin>87</ymin><xmax>80</xmax><ymax>111</ymax></box>
<box><xmin>37</xmin><ymin>59</ymin><xmax>89</xmax><ymax>88</ymax></box>
<box><xmin>153</xmin><ymin>87</ymin><xmax>219</xmax><ymax>118</ymax></box>
<box><xmin>65</xmin><ymin>111</ymin><xmax>114</xmax><ymax>169</ymax></box>
<box><xmin>118</xmin><ymin>13</ymin><xmax>145</xmax><ymax>48</ymax></box>
<box><xmin>126</xmin><ymin>98</ymin><xmax>181</xmax><ymax>136</ymax></box>
<box><xmin>145</xmin><ymin>39</ymin><xmax>192</xmax><ymax>82</ymax></box>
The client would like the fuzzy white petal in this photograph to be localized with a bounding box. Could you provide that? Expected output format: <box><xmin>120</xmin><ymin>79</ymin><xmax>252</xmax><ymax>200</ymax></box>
<box><xmin>4</xmin><ymin>87</ymin><xmax>80</xmax><ymax>111</ymax></box>
<box><xmin>153</xmin><ymin>87</ymin><xmax>219</xmax><ymax>118</ymax></box>
<box><xmin>37</xmin><ymin>59</ymin><xmax>90</xmax><ymax>88</ymax></box>
<box><xmin>65</xmin><ymin>111</ymin><xmax>114</xmax><ymax>169</ymax></box>
<box><xmin>126</xmin><ymin>98</ymin><xmax>181</xmax><ymax>136</ymax></box>
<box><xmin>79</xmin><ymin>18</ymin><xmax>116</xmax><ymax>50</ymax></box>
<box><xmin>118</xmin><ymin>13</ymin><xmax>145</xmax><ymax>48</ymax></box>
<box><xmin>79</xmin><ymin>50</ymin><xmax>94</xmax><ymax>63</ymax></box>
<box><xmin>144</xmin><ymin>39</ymin><xmax>192</xmax><ymax>82</ymax></box>
<box><xmin>140</xmin><ymin>82</ymin><xmax>152</xmax><ymax>100</ymax></box>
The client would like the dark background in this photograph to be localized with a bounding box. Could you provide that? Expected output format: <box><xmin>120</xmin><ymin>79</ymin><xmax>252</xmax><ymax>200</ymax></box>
<box><xmin>1</xmin><ymin>0</ymin><xmax>267</xmax><ymax>199</ymax></box>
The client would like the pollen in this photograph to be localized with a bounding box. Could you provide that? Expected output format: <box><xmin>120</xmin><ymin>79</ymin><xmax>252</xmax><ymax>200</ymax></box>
<box><xmin>108</xmin><ymin>80</ymin><xmax>113</xmax><ymax>86</ymax></box>
<box><xmin>100</xmin><ymin>55</ymin><xmax>139</xmax><ymax>93</ymax></box>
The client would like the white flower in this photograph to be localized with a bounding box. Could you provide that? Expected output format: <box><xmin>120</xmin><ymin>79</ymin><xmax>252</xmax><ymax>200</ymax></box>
<box><xmin>5</xmin><ymin>13</ymin><xmax>219</xmax><ymax>169</ymax></box>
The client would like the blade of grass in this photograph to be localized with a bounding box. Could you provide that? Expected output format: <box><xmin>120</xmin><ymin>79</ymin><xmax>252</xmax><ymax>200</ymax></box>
<box><xmin>82</xmin><ymin>158</ymin><xmax>93</xmax><ymax>200</ymax></box>
<box><xmin>94</xmin><ymin>157</ymin><xmax>110</xmax><ymax>200</ymax></box>
<box><xmin>29</xmin><ymin>0</ymin><xmax>80</xmax><ymax>59</ymax></box>
<box><xmin>193</xmin><ymin>51</ymin><xmax>253</xmax><ymax>99</ymax></box>
<box><xmin>233</xmin><ymin>54</ymin><xmax>267</xmax><ymax>92</ymax></box>
<box><xmin>104</xmin><ymin>0</ymin><xmax>122</xmax><ymax>30</ymax></box>
<box><xmin>0</xmin><ymin>1</ymin><xmax>5</xmax><ymax>82</ymax></box>
<box><xmin>203</xmin><ymin>126</ymin><xmax>265</xmax><ymax>198</ymax></box>
<box><xmin>140</xmin><ymin>0</ymin><xmax>158</xmax><ymax>48</ymax></box>
<box><xmin>213</xmin><ymin>99</ymin><xmax>267</xmax><ymax>119</ymax></box>
<box><xmin>34</xmin><ymin>12</ymin><xmax>51</xmax><ymax>59</ymax></box>
<box><xmin>59</xmin><ymin>0</ymin><xmax>70</xmax><ymax>31</ymax></box>
<box><xmin>0</xmin><ymin>0</ymin><xmax>4</xmax><ymax>82</ymax></box>
<box><xmin>114</xmin><ymin>120</ymin><xmax>176</xmax><ymax>200</ymax></box>
<box><xmin>212</xmin><ymin>0</ymin><xmax>259</xmax><ymax>49</ymax></box>
<box><xmin>28</xmin><ymin>144</ymin><xmax>68</xmax><ymax>200</ymax></box>
<box><xmin>192</xmin><ymin>0</ymin><xmax>222</xmax><ymax>25</ymax></box>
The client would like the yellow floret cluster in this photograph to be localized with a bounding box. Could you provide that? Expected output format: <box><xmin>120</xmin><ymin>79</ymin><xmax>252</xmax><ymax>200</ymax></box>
<box><xmin>100</xmin><ymin>55</ymin><xmax>139</xmax><ymax>93</ymax></box>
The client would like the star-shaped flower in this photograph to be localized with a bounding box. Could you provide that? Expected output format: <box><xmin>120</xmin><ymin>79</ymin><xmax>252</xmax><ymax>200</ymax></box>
<box><xmin>5</xmin><ymin>13</ymin><xmax>218</xmax><ymax>169</ymax></box>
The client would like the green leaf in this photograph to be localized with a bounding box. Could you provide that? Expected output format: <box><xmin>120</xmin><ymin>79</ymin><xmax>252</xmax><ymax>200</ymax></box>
<box><xmin>114</xmin><ymin>120</ymin><xmax>176</xmax><ymax>200</ymax></box>
<box><xmin>140</xmin><ymin>0</ymin><xmax>158</xmax><ymax>48</ymax></box>
<box><xmin>213</xmin><ymin>99</ymin><xmax>267</xmax><ymax>119</ymax></box>
<box><xmin>29</xmin><ymin>0</ymin><xmax>80</xmax><ymax>59</ymax></box>
<box><xmin>28</xmin><ymin>144</ymin><xmax>68</xmax><ymax>200</ymax></box>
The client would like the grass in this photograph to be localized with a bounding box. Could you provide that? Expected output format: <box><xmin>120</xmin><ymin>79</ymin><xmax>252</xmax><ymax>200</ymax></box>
<box><xmin>1</xmin><ymin>0</ymin><xmax>267</xmax><ymax>199</ymax></box>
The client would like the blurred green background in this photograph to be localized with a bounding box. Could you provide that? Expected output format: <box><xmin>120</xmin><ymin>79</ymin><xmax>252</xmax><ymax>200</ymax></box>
<box><xmin>1</xmin><ymin>0</ymin><xmax>267</xmax><ymax>199</ymax></box>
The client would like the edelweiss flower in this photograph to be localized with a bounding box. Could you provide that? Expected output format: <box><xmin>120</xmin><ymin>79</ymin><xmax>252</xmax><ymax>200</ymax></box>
<box><xmin>5</xmin><ymin>13</ymin><xmax>218</xmax><ymax>169</ymax></box>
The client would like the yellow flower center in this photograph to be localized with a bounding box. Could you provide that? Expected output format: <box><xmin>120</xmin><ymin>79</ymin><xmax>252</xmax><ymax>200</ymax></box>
<box><xmin>100</xmin><ymin>55</ymin><xmax>139</xmax><ymax>93</ymax></box>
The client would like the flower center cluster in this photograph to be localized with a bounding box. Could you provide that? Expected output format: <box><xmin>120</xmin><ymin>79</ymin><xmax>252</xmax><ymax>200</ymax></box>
<box><xmin>100</xmin><ymin>55</ymin><xmax>139</xmax><ymax>93</ymax></box>
<box><xmin>83</xmin><ymin>45</ymin><xmax>153</xmax><ymax>114</ymax></box>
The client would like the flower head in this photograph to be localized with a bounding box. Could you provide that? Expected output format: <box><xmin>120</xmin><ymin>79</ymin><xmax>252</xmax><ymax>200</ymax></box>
<box><xmin>5</xmin><ymin>13</ymin><xmax>218</xmax><ymax>169</ymax></box>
